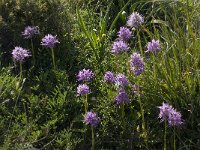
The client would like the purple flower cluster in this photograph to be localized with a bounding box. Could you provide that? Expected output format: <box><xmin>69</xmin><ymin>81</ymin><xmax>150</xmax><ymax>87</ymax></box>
<box><xmin>77</xmin><ymin>69</ymin><xmax>94</xmax><ymax>82</ymax></box>
<box><xmin>129</xmin><ymin>53</ymin><xmax>144</xmax><ymax>76</ymax></box>
<box><xmin>41</xmin><ymin>34</ymin><xmax>59</xmax><ymax>48</ymax></box>
<box><xmin>158</xmin><ymin>103</ymin><xmax>174</xmax><ymax>122</ymax></box>
<box><xmin>168</xmin><ymin>110</ymin><xmax>182</xmax><ymax>127</ymax></box>
<box><xmin>76</xmin><ymin>69</ymin><xmax>94</xmax><ymax>96</ymax></box>
<box><xmin>22</xmin><ymin>26</ymin><xmax>39</xmax><ymax>39</ymax></box>
<box><xmin>111</xmin><ymin>40</ymin><xmax>129</xmax><ymax>54</ymax></box>
<box><xmin>115</xmin><ymin>89</ymin><xmax>129</xmax><ymax>105</ymax></box>
<box><xmin>111</xmin><ymin>12</ymin><xmax>145</xmax><ymax>54</ymax></box>
<box><xmin>77</xmin><ymin>84</ymin><xmax>90</xmax><ymax>96</ymax></box>
<box><xmin>12</xmin><ymin>46</ymin><xmax>31</xmax><ymax>63</ymax></box>
<box><xmin>104</xmin><ymin>72</ymin><xmax>129</xmax><ymax>88</ymax></box>
<box><xmin>115</xmin><ymin>73</ymin><xmax>129</xmax><ymax>87</ymax></box>
<box><xmin>158</xmin><ymin>103</ymin><xmax>183</xmax><ymax>127</ymax></box>
<box><xmin>117</xmin><ymin>27</ymin><xmax>132</xmax><ymax>41</ymax></box>
<box><xmin>127</xmin><ymin>12</ymin><xmax>144</xmax><ymax>29</ymax></box>
<box><xmin>146</xmin><ymin>39</ymin><xmax>161</xmax><ymax>53</ymax></box>
<box><xmin>104</xmin><ymin>72</ymin><xmax>130</xmax><ymax>105</ymax></box>
<box><xmin>104</xmin><ymin>71</ymin><xmax>115</xmax><ymax>83</ymax></box>
<box><xmin>84</xmin><ymin>111</ymin><xmax>100</xmax><ymax>127</ymax></box>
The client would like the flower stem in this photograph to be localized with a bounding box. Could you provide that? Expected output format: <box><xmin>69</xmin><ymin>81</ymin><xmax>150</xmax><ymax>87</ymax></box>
<box><xmin>137</xmin><ymin>30</ymin><xmax>144</xmax><ymax>56</ymax></box>
<box><xmin>137</xmin><ymin>80</ymin><xmax>147</xmax><ymax>147</ymax></box>
<box><xmin>51</xmin><ymin>48</ymin><xmax>56</xmax><ymax>69</ymax></box>
<box><xmin>174</xmin><ymin>127</ymin><xmax>176</xmax><ymax>150</ymax></box>
<box><xmin>85</xmin><ymin>94</ymin><xmax>88</xmax><ymax>114</ymax></box>
<box><xmin>152</xmin><ymin>55</ymin><xmax>157</xmax><ymax>80</ymax></box>
<box><xmin>164</xmin><ymin>120</ymin><xmax>167</xmax><ymax>150</ymax></box>
<box><xmin>31</xmin><ymin>38</ymin><xmax>35</xmax><ymax>65</ymax></box>
<box><xmin>121</xmin><ymin>102</ymin><xmax>125</xmax><ymax>130</ymax></box>
<box><xmin>19</xmin><ymin>63</ymin><xmax>23</xmax><ymax>80</ymax></box>
<box><xmin>138</xmin><ymin>88</ymin><xmax>145</xmax><ymax>133</ymax></box>
<box><xmin>91</xmin><ymin>126</ymin><xmax>95</xmax><ymax>150</ymax></box>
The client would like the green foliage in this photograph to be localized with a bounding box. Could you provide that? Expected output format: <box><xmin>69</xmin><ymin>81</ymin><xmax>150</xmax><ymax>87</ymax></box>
<box><xmin>1</xmin><ymin>73</ymin><xmax>82</xmax><ymax>149</ymax></box>
<box><xmin>74</xmin><ymin>0</ymin><xmax>200</xmax><ymax>149</ymax></box>
<box><xmin>0</xmin><ymin>67</ymin><xmax>23</xmax><ymax>148</ymax></box>
<box><xmin>0</xmin><ymin>0</ymin><xmax>76</xmax><ymax>73</ymax></box>
<box><xmin>0</xmin><ymin>0</ymin><xmax>200</xmax><ymax>149</ymax></box>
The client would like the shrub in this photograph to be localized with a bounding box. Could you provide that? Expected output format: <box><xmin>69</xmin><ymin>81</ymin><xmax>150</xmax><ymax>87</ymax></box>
<box><xmin>0</xmin><ymin>0</ymin><xmax>76</xmax><ymax>72</ymax></box>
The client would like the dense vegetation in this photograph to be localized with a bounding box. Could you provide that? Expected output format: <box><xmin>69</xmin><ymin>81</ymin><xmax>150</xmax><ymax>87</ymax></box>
<box><xmin>0</xmin><ymin>0</ymin><xmax>200</xmax><ymax>149</ymax></box>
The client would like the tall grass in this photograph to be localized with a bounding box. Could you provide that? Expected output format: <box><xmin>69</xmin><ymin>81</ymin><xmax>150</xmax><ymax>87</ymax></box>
<box><xmin>76</xmin><ymin>0</ymin><xmax>200</xmax><ymax>149</ymax></box>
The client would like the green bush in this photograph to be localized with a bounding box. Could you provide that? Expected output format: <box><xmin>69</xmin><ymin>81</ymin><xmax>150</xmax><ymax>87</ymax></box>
<box><xmin>0</xmin><ymin>67</ymin><xmax>82</xmax><ymax>149</ymax></box>
<box><xmin>0</xmin><ymin>0</ymin><xmax>77</xmax><ymax>72</ymax></box>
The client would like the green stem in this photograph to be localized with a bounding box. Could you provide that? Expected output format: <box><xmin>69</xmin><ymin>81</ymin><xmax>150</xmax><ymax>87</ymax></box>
<box><xmin>174</xmin><ymin>127</ymin><xmax>176</xmax><ymax>150</ymax></box>
<box><xmin>23</xmin><ymin>100</ymin><xmax>28</xmax><ymax>124</ymax></box>
<box><xmin>116</xmin><ymin>55</ymin><xmax>120</xmax><ymax>72</ymax></box>
<box><xmin>51</xmin><ymin>48</ymin><xmax>56</xmax><ymax>69</ymax></box>
<box><xmin>20</xmin><ymin>63</ymin><xmax>23</xmax><ymax>80</ymax></box>
<box><xmin>91</xmin><ymin>126</ymin><xmax>95</xmax><ymax>150</ymax></box>
<box><xmin>121</xmin><ymin>102</ymin><xmax>125</xmax><ymax>130</ymax></box>
<box><xmin>139</xmin><ymin>96</ymin><xmax>146</xmax><ymax>134</ymax></box>
<box><xmin>137</xmin><ymin>30</ymin><xmax>144</xmax><ymax>56</ymax></box>
<box><xmin>152</xmin><ymin>55</ymin><xmax>157</xmax><ymax>80</ymax></box>
<box><xmin>85</xmin><ymin>94</ymin><xmax>88</xmax><ymax>114</ymax></box>
<box><xmin>164</xmin><ymin>120</ymin><xmax>167</xmax><ymax>150</ymax></box>
<box><xmin>31</xmin><ymin>38</ymin><xmax>35</xmax><ymax>65</ymax></box>
<box><xmin>138</xmin><ymin>85</ymin><xmax>145</xmax><ymax>133</ymax></box>
<box><xmin>137</xmin><ymin>82</ymin><xmax>148</xmax><ymax>148</ymax></box>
